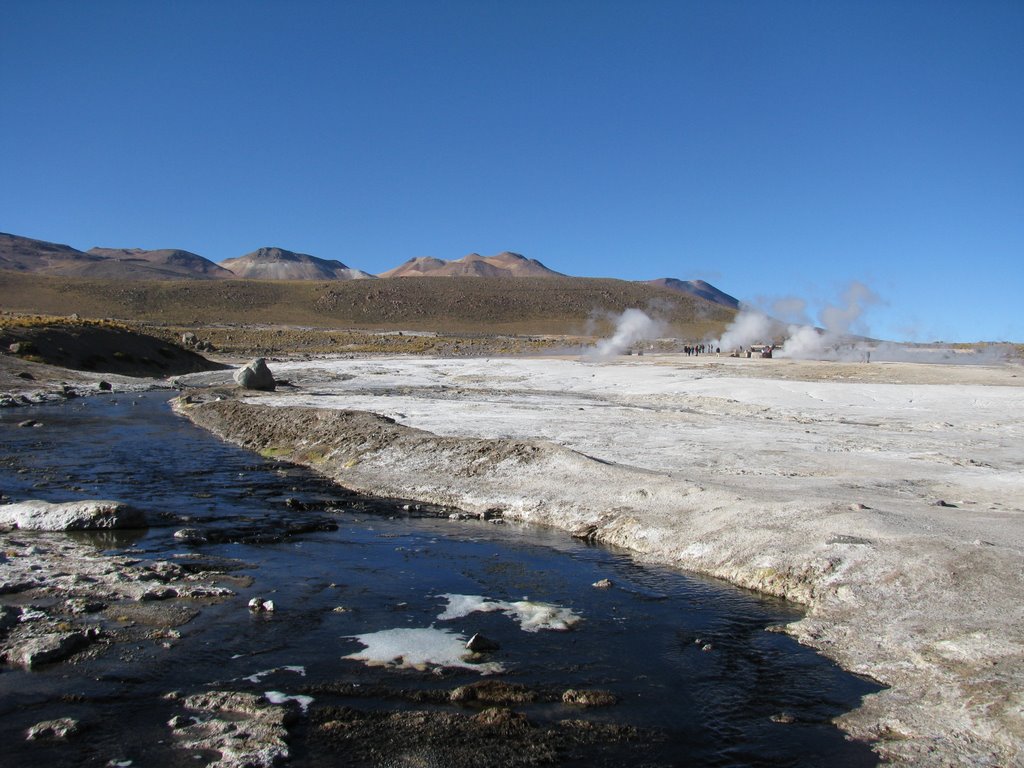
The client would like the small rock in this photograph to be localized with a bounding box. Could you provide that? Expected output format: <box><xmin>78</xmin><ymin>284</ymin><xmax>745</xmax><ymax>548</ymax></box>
<box><xmin>16</xmin><ymin>371</ymin><xmax>34</xmax><ymax>380</ymax></box>
<box><xmin>17</xmin><ymin>420</ymin><xmax>40</xmax><ymax>428</ymax></box>
<box><xmin>248</xmin><ymin>597</ymin><xmax>275</xmax><ymax>613</ymax></box>
<box><xmin>466</xmin><ymin>633</ymin><xmax>501</xmax><ymax>652</ymax></box>
<box><xmin>9</xmin><ymin>341</ymin><xmax>37</xmax><ymax>355</ymax></box>
<box><xmin>770</xmin><ymin>712</ymin><xmax>797</xmax><ymax>724</ymax></box>
<box><xmin>592</xmin><ymin>578</ymin><xmax>614</xmax><ymax>589</ymax></box>
<box><xmin>850</xmin><ymin>502</ymin><xmax>870</xmax><ymax>510</ymax></box>
<box><xmin>701</xmin><ymin>643</ymin><xmax>713</xmax><ymax>652</ymax></box>
<box><xmin>65</xmin><ymin>598</ymin><xmax>106</xmax><ymax>614</ymax></box>
<box><xmin>26</xmin><ymin>717</ymin><xmax>80</xmax><ymax>740</ymax></box>
<box><xmin>173</xmin><ymin>527</ymin><xmax>206</xmax><ymax>543</ymax></box>
<box><xmin>141</xmin><ymin>587</ymin><xmax>179</xmax><ymax>601</ymax></box>
<box><xmin>561</xmin><ymin>688</ymin><xmax>618</xmax><ymax>707</ymax></box>
<box><xmin>933</xmin><ymin>499</ymin><xmax>958</xmax><ymax>508</ymax></box>
<box><xmin>167</xmin><ymin>714</ymin><xmax>192</xmax><ymax>729</ymax></box>
<box><xmin>98</xmin><ymin>381</ymin><xmax>113</xmax><ymax>391</ymax></box>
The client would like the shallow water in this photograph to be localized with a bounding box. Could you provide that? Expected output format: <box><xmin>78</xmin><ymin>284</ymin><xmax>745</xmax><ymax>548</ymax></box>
<box><xmin>0</xmin><ymin>392</ymin><xmax>880</xmax><ymax>766</ymax></box>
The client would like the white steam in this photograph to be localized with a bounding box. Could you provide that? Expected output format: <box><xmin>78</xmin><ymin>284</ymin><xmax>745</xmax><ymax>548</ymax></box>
<box><xmin>588</xmin><ymin>308</ymin><xmax>665</xmax><ymax>360</ymax></box>
<box><xmin>777</xmin><ymin>281</ymin><xmax>879</xmax><ymax>359</ymax></box>
<box><xmin>717</xmin><ymin>308</ymin><xmax>778</xmax><ymax>353</ymax></box>
<box><xmin>714</xmin><ymin>281</ymin><xmax>1010</xmax><ymax>364</ymax></box>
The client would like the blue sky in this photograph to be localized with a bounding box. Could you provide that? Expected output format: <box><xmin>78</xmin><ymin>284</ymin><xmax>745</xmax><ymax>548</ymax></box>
<box><xmin>2</xmin><ymin>1</ymin><xmax>1021</xmax><ymax>342</ymax></box>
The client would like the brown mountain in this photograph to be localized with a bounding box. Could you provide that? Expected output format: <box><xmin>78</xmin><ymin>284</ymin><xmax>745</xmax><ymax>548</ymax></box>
<box><xmin>219</xmin><ymin>247</ymin><xmax>376</xmax><ymax>281</ymax></box>
<box><xmin>380</xmin><ymin>251</ymin><xmax>563</xmax><ymax>278</ymax></box>
<box><xmin>1</xmin><ymin>233</ymin><xmax>232</xmax><ymax>280</ymax></box>
<box><xmin>87</xmin><ymin>247</ymin><xmax>234</xmax><ymax>279</ymax></box>
<box><xmin>1</xmin><ymin>232</ymin><xmax>104</xmax><ymax>275</ymax></box>
<box><xmin>647</xmin><ymin>278</ymin><xmax>740</xmax><ymax>310</ymax></box>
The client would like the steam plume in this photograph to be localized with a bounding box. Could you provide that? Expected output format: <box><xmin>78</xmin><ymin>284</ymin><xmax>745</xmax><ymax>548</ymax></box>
<box><xmin>588</xmin><ymin>309</ymin><xmax>665</xmax><ymax>360</ymax></box>
<box><xmin>713</xmin><ymin>282</ymin><xmax>1008</xmax><ymax>364</ymax></box>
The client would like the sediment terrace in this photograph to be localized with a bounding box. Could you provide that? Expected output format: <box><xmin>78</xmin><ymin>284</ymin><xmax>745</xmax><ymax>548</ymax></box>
<box><xmin>176</xmin><ymin>354</ymin><xmax>1024</xmax><ymax>766</ymax></box>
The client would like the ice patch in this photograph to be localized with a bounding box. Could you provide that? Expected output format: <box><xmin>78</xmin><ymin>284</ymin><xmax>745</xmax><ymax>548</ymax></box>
<box><xmin>264</xmin><ymin>690</ymin><xmax>314</xmax><ymax>713</ymax></box>
<box><xmin>243</xmin><ymin>665</ymin><xmax>306</xmax><ymax>683</ymax></box>
<box><xmin>344</xmin><ymin>627</ymin><xmax>504</xmax><ymax>673</ymax></box>
<box><xmin>438</xmin><ymin>594</ymin><xmax>581</xmax><ymax>632</ymax></box>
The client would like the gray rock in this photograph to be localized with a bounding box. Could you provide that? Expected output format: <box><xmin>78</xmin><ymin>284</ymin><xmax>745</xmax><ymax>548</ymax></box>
<box><xmin>9</xmin><ymin>341</ymin><xmax>36</xmax><ymax>355</ymax></box>
<box><xmin>15</xmin><ymin>629</ymin><xmax>99</xmax><ymax>667</ymax></box>
<box><xmin>173</xmin><ymin>527</ymin><xmax>206</xmax><ymax>543</ymax></box>
<box><xmin>26</xmin><ymin>717</ymin><xmax>80</xmax><ymax>740</ymax></box>
<box><xmin>65</xmin><ymin>598</ymin><xmax>106</xmax><ymax>614</ymax></box>
<box><xmin>592</xmin><ymin>578</ymin><xmax>614</xmax><ymax>589</ymax></box>
<box><xmin>234</xmin><ymin>358</ymin><xmax>276</xmax><ymax>391</ymax></box>
<box><xmin>0</xmin><ymin>500</ymin><xmax>146</xmax><ymax>531</ymax></box>
<box><xmin>169</xmin><ymin>690</ymin><xmax>291</xmax><ymax>768</ymax></box>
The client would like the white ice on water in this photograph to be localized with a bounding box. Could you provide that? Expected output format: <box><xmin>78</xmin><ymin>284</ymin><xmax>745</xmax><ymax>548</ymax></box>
<box><xmin>437</xmin><ymin>593</ymin><xmax>582</xmax><ymax>632</ymax></box>
<box><xmin>344</xmin><ymin>626</ymin><xmax>505</xmax><ymax>674</ymax></box>
<box><xmin>242</xmin><ymin>665</ymin><xmax>306</xmax><ymax>684</ymax></box>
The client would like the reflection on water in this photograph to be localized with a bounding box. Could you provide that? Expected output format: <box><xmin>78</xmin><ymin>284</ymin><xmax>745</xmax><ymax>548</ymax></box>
<box><xmin>0</xmin><ymin>393</ymin><xmax>881</xmax><ymax>766</ymax></box>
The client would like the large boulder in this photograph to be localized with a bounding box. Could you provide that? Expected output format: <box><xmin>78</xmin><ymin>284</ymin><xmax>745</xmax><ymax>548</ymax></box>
<box><xmin>234</xmin><ymin>358</ymin><xmax>276</xmax><ymax>391</ymax></box>
<box><xmin>0</xmin><ymin>500</ymin><xmax>146</xmax><ymax>531</ymax></box>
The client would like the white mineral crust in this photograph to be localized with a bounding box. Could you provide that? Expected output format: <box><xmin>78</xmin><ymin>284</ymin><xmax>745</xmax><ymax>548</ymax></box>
<box><xmin>182</xmin><ymin>353</ymin><xmax>1024</xmax><ymax>765</ymax></box>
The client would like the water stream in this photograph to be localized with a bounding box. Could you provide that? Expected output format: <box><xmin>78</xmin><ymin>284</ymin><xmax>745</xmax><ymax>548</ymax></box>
<box><xmin>0</xmin><ymin>392</ymin><xmax>880</xmax><ymax>766</ymax></box>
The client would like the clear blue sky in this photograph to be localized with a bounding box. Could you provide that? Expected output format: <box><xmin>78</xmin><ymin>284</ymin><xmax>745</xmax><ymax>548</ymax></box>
<box><xmin>2</xmin><ymin>1</ymin><xmax>1021</xmax><ymax>342</ymax></box>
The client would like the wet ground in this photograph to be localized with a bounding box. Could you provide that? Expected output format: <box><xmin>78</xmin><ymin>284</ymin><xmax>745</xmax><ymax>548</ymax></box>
<box><xmin>0</xmin><ymin>392</ymin><xmax>881</xmax><ymax>766</ymax></box>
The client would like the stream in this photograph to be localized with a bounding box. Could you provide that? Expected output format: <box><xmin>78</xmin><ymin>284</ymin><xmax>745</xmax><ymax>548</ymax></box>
<box><xmin>0</xmin><ymin>391</ymin><xmax>880</xmax><ymax>766</ymax></box>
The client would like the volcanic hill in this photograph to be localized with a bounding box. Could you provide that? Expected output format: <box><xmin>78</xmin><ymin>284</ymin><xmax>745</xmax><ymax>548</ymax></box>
<box><xmin>219</xmin><ymin>247</ymin><xmax>375</xmax><ymax>280</ymax></box>
<box><xmin>380</xmin><ymin>252</ymin><xmax>563</xmax><ymax>278</ymax></box>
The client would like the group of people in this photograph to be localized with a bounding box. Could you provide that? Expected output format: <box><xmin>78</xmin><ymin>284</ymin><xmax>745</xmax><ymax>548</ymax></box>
<box><xmin>683</xmin><ymin>343</ymin><xmax>718</xmax><ymax>356</ymax></box>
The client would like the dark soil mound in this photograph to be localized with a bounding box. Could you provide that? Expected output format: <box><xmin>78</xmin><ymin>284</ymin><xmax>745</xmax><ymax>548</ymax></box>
<box><xmin>1</xmin><ymin>320</ymin><xmax>227</xmax><ymax>377</ymax></box>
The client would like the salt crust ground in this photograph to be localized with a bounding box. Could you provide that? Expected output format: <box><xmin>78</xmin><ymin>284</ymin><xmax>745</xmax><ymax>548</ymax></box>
<box><xmin>179</xmin><ymin>354</ymin><xmax>1024</xmax><ymax>766</ymax></box>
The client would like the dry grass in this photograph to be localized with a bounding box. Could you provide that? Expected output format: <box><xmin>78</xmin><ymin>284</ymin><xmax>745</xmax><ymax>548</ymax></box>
<box><xmin>0</xmin><ymin>271</ymin><xmax>735</xmax><ymax>339</ymax></box>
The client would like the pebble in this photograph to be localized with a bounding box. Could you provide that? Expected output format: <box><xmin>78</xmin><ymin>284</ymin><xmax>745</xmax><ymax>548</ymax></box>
<box><xmin>466</xmin><ymin>633</ymin><xmax>501</xmax><ymax>652</ymax></box>
<box><xmin>26</xmin><ymin>717</ymin><xmax>81</xmax><ymax>740</ymax></box>
<box><xmin>248</xmin><ymin>597</ymin><xmax>276</xmax><ymax>613</ymax></box>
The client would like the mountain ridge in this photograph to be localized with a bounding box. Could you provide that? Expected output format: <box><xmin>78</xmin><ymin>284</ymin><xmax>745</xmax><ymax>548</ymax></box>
<box><xmin>218</xmin><ymin>247</ymin><xmax>375</xmax><ymax>281</ymax></box>
<box><xmin>379</xmin><ymin>251</ymin><xmax>564</xmax><ymax>279</ymax></box>
<box><xmin>647</xmin><ymin>278</ymin><xmax>740</xmax><ymax>310</ymax></box>
<box><xmin>1</xmin><ymin>231</ymin><xmax>737</xmax><ymax>308</ymax></box>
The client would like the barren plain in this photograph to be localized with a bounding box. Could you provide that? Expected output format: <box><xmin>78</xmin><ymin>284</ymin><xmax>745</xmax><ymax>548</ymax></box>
<box><xmin>176</xmin><ymin>353</ymin><xmax>1024</xmax><ymax>766</ymax></box>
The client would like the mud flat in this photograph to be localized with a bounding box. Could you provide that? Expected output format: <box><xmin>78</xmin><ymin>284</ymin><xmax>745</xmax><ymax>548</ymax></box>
<box><xmin>176</xmin><ymin>353</ymin><xmax>1024</xmax><ymax>766</ymax></box>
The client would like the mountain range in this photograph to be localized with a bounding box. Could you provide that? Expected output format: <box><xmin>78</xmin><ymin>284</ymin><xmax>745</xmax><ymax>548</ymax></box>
<box><xmin>0</xmin><ymin>231</ymin><xmax>738</xmax><ymax>309</ymax></box>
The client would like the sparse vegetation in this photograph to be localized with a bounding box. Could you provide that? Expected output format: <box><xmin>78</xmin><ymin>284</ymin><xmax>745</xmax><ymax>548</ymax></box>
<box><xmin>0</xmin><ymin>271</ymin><xmax>735</xmax><ymax>339</ymax></box>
